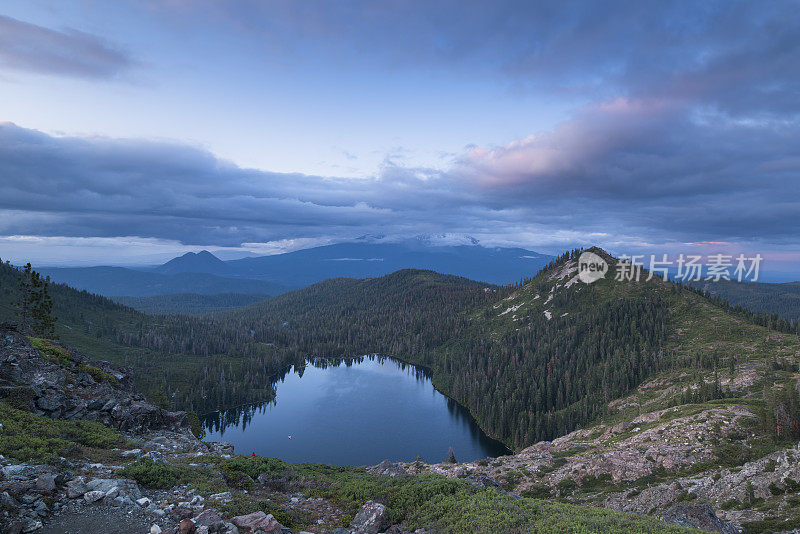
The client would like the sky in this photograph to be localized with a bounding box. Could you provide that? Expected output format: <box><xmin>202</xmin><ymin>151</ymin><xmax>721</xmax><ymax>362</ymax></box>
<box><xmin>0</xmin><ymin>1</ymin><xmax>798</xmax><ymax>276</ymax></box>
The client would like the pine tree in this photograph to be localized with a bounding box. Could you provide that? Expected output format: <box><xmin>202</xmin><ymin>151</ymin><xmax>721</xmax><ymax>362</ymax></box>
<box><xmin>14</xmin><ymin>263</ymin><xmax>57</xmax><ymax>337</ymax></box>
<box><xmin>32</xmin><ymin>273</ymin><xmax>56</xmax><ymax>338</ymax></box>
<box><xmin>14</xmin><ymin>263</ymin><xmax>35</xmax><ymax>334</ymax></box>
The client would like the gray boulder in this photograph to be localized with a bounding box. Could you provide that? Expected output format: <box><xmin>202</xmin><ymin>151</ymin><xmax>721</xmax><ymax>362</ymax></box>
<box><xmin>368</xmin><ymin>460</ymin><xmax>407</xmax><ymax>478</ymax></box>
<box><xmin>349</xmin><ymin>501</ymin><xmax>389</xmax><ymax>534</ymax></box>
<box><xmin>34</xmin><ymin>474</ymin><xmax>56</xmax><ymax>492</ymax></box>
<box><xmin>66</xmin><ymin>478</ymin><xmax>88</xmax><ymax>498</ymax></box>
<box><xmin>660</xmin><ymin>503</ymin><xmax>737</xmax><ymax>534</ymax></box>
<box><xmin>83</xmin><ymin>490</ymin><xmax>105</xmax><ymax>503</ymax></box>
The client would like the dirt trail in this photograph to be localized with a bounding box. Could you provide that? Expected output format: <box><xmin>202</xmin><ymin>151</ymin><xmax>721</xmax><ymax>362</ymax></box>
<box><xmin>38</xmin><ymin>506</ymin><xmax>154</xmax><ymax>534</ymax></box>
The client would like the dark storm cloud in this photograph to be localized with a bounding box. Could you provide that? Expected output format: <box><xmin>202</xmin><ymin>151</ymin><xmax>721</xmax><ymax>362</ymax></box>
<box><xmin>0</xmin><ymin>15</ymin><xmax>134</xmax><ymax>79</ymax></box>
<box><xmin>0</xmin><ymin>111</ymin><xmax>798</xmax><ymax>248</ymax></box>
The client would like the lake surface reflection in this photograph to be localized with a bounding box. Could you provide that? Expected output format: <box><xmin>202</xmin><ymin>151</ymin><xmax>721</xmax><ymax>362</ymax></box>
<box><xmin>203</xmin><ymin>356</ymin><xmax>510</xmax><ymax>466</ymax></box>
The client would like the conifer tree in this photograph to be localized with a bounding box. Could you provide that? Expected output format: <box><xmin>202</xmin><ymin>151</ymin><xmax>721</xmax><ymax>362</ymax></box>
<box><xmin>14</xmin><ymin>263</ymin><xmax>57</xmax><ymax>337</ymax></box>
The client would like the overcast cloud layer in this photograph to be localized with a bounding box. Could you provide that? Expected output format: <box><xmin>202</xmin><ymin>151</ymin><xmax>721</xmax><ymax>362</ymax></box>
<box><xmin>0</xmin><ymin>1</ymin><xmax>798</xmax><ymax>265</ymax></box>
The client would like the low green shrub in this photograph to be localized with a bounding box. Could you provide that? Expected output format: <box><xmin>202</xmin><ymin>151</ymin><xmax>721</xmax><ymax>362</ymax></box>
<box><xmin>520</xmin><ymin>484</ymin><xmax>551</xmax><ymax>498</ymax></box>
<box><xmin>179</xmin><ymin>455</ymin><xmax>695</xmax><ymax>533</ymax></box>
<box><xmin>0</xmin><ymin>401</ymin><xmax>122</xmax><ymax>463</ymax></box>
<box><xmin>79</xmin><ymin>364</ymin><xmax>118</xmax><ymax>384</ymax></box>
<box><xmin>742</xmin><ymin>516</ymin><xmax>800</xmax><ymax>534</ymax></box>
<box><xmin>556</xmin><ymin>478</ymin><xmax>578</xmax><ymax>491</ymax></box>
<box><xmin>0</xmin><ymin>387</ymin><xmax>35</xmax><ymax>411</ymax></box>
<box><xmin>29</xmin><ymin>337</ymin><xmax>72</xmax><ymax>365</ymax></box>
<box><xmin>221</xmin><ymin>455</ymin><xmax>290</xmax><ymax>478</ymax></box>
<box><xmin>118</xmin><ymin>457</ymin><xmax>179</xmax><ymax>488</ymax></box>
<box><xmin>784</xmin><ymin>477</ymin><xmax>800</xmax><ymax>492</ymax></box>
<box><xmin>579</xmin><ymin>473</ymin><xmax>615</xmax><ymax>490</ymax></box>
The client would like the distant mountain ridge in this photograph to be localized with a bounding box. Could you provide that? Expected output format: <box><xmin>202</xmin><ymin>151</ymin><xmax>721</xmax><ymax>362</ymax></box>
<box><xmin>36</xmin><ymin>238</ymin><xmax>554</xmax><ymax>297</ymax></box>
<box><xmin>219</xmin><ymin>238</ymin><xmax>553</xmax><ymax>287</ymax></box>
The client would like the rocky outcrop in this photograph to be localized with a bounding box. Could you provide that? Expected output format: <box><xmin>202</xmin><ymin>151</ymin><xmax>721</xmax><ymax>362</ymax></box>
<box><xmin>0</xmin><ymin>324</ymin><xmax>188</xmax><ymax>433</ymax></box>
<box><xmin>659</xmin><ymin>504</ymin><xmax>737</xmax><ymax>534</ymax></box>
<box><xmin>366</xmin><ymin>460</ymin><xmax>407</xmax><ymax>478</ymax></box>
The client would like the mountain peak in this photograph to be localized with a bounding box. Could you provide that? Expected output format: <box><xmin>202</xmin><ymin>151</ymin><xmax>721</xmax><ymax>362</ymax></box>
<box><xmin>177</xmin><ymin>249</ymin><xmax>218</xmax><ymax>259</ymax></box>
<box><xmin>157</xmin><ymin>249</ymin><xmax>228</xmax><ymax>275</ymax></box>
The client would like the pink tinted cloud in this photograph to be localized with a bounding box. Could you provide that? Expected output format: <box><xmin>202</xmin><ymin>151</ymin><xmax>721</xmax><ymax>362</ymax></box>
<box><xmin>455</xmin><ymin>97</ymin><xmax>682</xmax><ymax>190</ymax></box>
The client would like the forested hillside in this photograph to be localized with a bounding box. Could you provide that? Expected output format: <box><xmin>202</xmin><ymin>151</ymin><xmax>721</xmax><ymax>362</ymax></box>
<box><xmin>0</xmin><ymin>259</ymin><xmax>290</xmax><ymax>415</ymax></box>
<box><xmin>38</xmin><ymin>265</ymin><xmax>287</xmax><ymax>297</ymax></box>
<box><xmin>112</xmin><ymin>292</ymin><xmax>268</xmax><ymax>314</ymax></box>
<box><xmin>691</xmin><ymin>279</ymin><xmax>800</xmax><ymax>323</ymax></box>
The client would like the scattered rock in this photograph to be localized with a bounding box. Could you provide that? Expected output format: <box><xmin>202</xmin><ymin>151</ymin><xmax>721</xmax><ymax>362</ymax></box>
<box><xmin>1</xmin><ymin>491</ymin><xmax>21</xmax><ymax>509</ymax></box>
<box><xmin>208</xmin><ymin>492</ymin><xmax>232</xmax><ymax>502</ymax></box>
<box><xmin>171</xmin><ymin>506</ymin><xmax>195</xmax><ymax>520</ymax></box>
<box><xmin>192</xmin><ymin>509</ymin><xmax>224</xmax><ymax>531</ymax></box>
<box><xmin>349</xmin><ymin>501</ymin><xmax>389</xmax><ymax>534</ymax></box>
<box><xmin>2</xmin><ymin>465</ymin><xmax>30</xmax><ymax>479</ymax></box>
<box><xmin>232</xmin><ymin>511</ymin><xmax>283</xmax><ymax>533</ymax></box>
<box><xmin>206</xmin><ymin>442</ymin><xmax>235</xmax><ymax>455</ymax></box>
<box><xmin>143</xmin><ymin>451</ymin><xmax>167</xmax><ymax>463</ymax></box>
<box><xmin>21</xmin><ymin>520</ymin><xmax>42</xmax><ymax>533</ymax></box>
<box><xmin>468</xmin><ymin>475</ymin><xmax>503</xmax><ymax>490</ymax></box>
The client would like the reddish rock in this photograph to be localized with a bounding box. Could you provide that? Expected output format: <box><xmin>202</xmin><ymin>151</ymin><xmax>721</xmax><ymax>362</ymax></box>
<box><xmin>178</xmin><ymin>518</ymin><xmax>196</xmax><ymax>534</ymax></box>
<box><xmin>231</xmin><ymin>511</ymin><xmax>283</xmax><ymax>532</ymax></box>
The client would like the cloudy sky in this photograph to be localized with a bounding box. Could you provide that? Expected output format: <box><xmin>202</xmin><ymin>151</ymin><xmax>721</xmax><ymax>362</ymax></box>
<box><xmin>0</xmin><ymin>1</ymin><xmax>798</xmax><ymax>275</ymax></box>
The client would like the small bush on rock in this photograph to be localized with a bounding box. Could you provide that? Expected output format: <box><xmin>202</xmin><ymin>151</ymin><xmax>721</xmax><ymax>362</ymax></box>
<box><xmin>29</xmin><ymin>337</ymin><xmax>72</xmax><ymax>365</ymax></box>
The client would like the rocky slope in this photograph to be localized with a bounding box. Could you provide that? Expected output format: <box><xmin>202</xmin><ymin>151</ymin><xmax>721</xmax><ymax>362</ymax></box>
<box><xmin>0</xmin><ymin>323</ymin><xmax>187</xmax><ymax>433</ymax></box>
